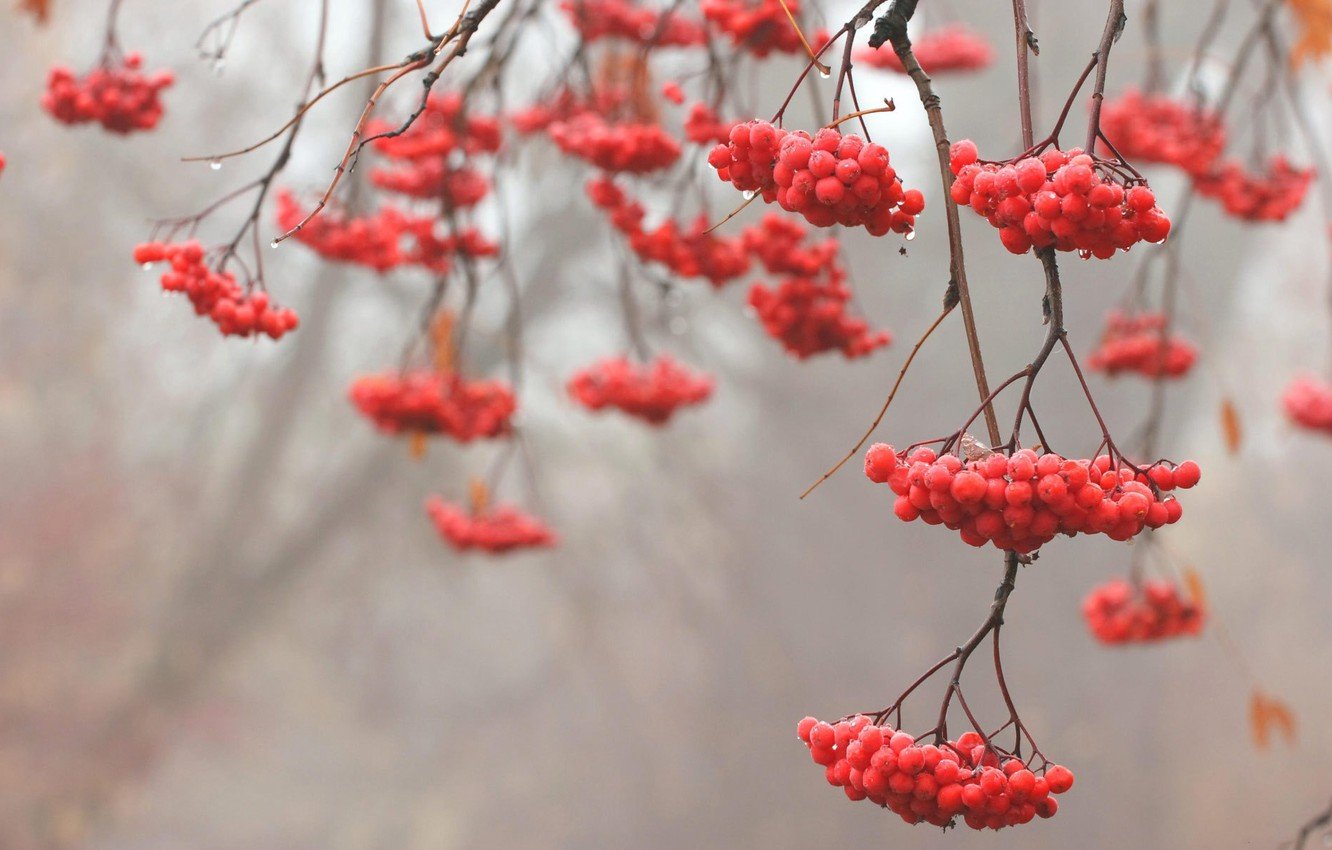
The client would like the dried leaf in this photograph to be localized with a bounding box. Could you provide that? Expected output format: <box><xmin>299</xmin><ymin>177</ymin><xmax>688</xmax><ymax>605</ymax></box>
<box><xmin>430</xmin><ymin>310</ymin><xmax>456</xmax><ymax>375</ymax></box>
<box><xmin>468</xmin><ymin>477</ymin><xmax>490</xmax><ymax>515</ymax></box>
<box><xmin>408</xmin><ymin>431</ymin><xmax>428</xmax><ymax>460</ymax></box>
<box><xmin>19</xmin><ymin>0</ymin><xmax>52</xmax><ymax>24</ymax></box>
<box><xmin>1289</xmin><ymin>0</ymin><xmax>1332</xmax><ymax>67</ymax></box>
<box><xmin>1182</xmin><ymin>567</ymin><xmax>1206</xmax><ymax>611</ymax></box>
<box><xmin>1250</xmin><ymin>689</ymin><xmax>1298</xmax><ymax>749</ymax></box>
<box><xmin>1220</xmin><ymin>397</ymin><xmax>1243</xmax><ymax>455</ymax></box>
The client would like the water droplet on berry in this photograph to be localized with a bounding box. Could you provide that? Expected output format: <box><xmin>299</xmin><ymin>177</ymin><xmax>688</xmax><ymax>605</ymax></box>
<box><xmin>1078</xmin><ymin>249</ymin><xmax>1092</xmax><ymax>260</ymax></box>
<box><xmin>742</xmin><ymin>189</ymin><xmax>757</xmax><ymax>200</ymax></box>
<box><xmin>209</xmin><ymin>159</ymin><xmax>222</xmax><ymax>171</ymax></box>
<box><xmin>669</xmin><ymin>317</ymin><xmax>688</xmax><ymax>335</ymax></box>
<box><xmin>141</xmin><ymin>262</ymin><xmax>155</xmax><ymax>271</ymax></box>
<box><xmin>906</xmin><ymin>230</ymin><xmax>916</xmax><ymax>241</ymax></box>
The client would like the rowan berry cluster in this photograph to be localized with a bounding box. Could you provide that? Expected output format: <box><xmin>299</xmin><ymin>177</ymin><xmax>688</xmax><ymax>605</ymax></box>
<box><xmin>276</xmin><ymin>191</ymin><xmax>411</xmax><ymax>272</ymax></box>
<box><xmin>133</xmin><ymin>241</ymin><xmax>299</xmax><ymax>340</ymax></box>
<box><xmin>700</xmin><ymin>0</ymin><xmax>814</xmax><ymax>56</ymax></box>
<box><xmin>276</xmin><ymin>191</ymin><xmax>497</xmax><ymax>274</ymax></box>
<box><xmin>1194</xmin><ymin>155</ymin><xmax>1313</xmax><ymax>223</ymax></box>
<box><xmin>948</xmin><ymin>140</ymin><xmax>1171</xmax><ymax>257</ymax></box>
<box><xmin>42</xmin><ymin>53</ymin><xmax>174</xmax><ymax>134</ymax></box>
<box><xmin>366</xmin><ymin>93</ymin><xmax>500</xmax><ymax>207</ymax></box>
<box><xmin>510</xmin><ymin>88</ymin><xmax>628</xmax><ymax>136</ymax></box>
<box><xmin>425</xmin><ymin>497</ymin><xmax>556</xmax><ymax>553</ymax></box>
<box><xmin>864</xmin><ymin>443</ymin><xmax>1200</xmax><ymax>554</ymax></box>
<box><xmin>1098</xmin><ymin>90</ymin><xmax>1225</xmax><ymax>178</ymax></box>
<box><xmin>587</xmin><ymin>176</ymin><xmax>750</xmax><ymax>287</ymax></box>
<box><xmin>1082</xmin><ymin>578</ymin><xmax>1205</xmax><ymax>644</ymax></box>
<box><xmin>683</xmin><ymin>102</ymin><xmax>737</xmax><ymax>145</ymax></box>
<box><xmin>748</xmin><ymin>274</ymin><xmax>892</xmax><ymax>359</ymax></box>
<box><xmin>549</xmin><ymin>113</ymin><xmax>681</xmax><ymax>174</ymax></box>
<box><xmin>1282</xmin><ymin>375</ymin><xmax>1332</xmax><ymax>434</ymax></box>
<box><xmin>1087</xmin><ymin>311</ymin><xmax>1197</xmax><ymax>379</ymax></box>
<box><xmin>797</xmin><ymin>716</ymin><xmax>1073</xmax><ymax>830</ymax></box>
<box><xmin>708</xmin><ymin>121</ymin><xmax>923</xmax><ymax>236</ymax></box>
<box><xmin>854</xmin><ymin>25</ymin><xmax>994</xmax><ymax>74</ymax></box>
<box><xmin>349</xmin><ymin>371</ymin><xmax>516</xmax><ymax>442</ymax></box>
<box><xmin>737</xmin><ymin>215</ymin><xmax>889</xmax><ymax>357</ymax></box>
<box><xmin>567</xmin><ymin>354</ymin><xmax>714</xmax><ymax>424</ymax></box>
<box><xmin>559</xmin><ymin>0</ymin><xmax>705</xmax><ymax>46</ymax></box>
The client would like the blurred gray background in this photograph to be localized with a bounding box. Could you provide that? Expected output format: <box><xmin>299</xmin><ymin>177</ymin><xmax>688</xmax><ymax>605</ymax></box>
<box><xmin>1</xmin><ymin>0</ymin><xmax>1330</xmax><ymax>848</ymax></box>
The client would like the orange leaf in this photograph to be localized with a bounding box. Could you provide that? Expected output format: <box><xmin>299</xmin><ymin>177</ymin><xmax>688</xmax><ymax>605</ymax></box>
<box><xmin>1288</xmin><ymin>0</ymin><xmax>1332</xmax><ymax>68</ymax></box>
<box><xmin>430</xmin><ymin>310</ymin><xmax>456</xmax><ymax>376</ymax></box>
<box><xmin>408</xmin><ymin>431</ymin><xmax>428</xmax><ymax>460</ymax></box>
<box><xmin>1220</xmin><ymin>397</ymin><xmax>1243</xmax><ymax>455</ymax></box>
<box><xmin>468</xmin><ymin>476</ymin><xmax>490</xmax><ymax>515</ymax></box>
<box><xmin>1250</xmin><ymin>689</ymin><xmax>1298</xmax><ymax>749</ymax></box>
<box><xmin>1182</xmin><ymin>567</ymin><xmax>1207</xmax><ymax>611</ymax></box>
<box><xmin>19</xmin><ymin>0</ymin><xmax>52</xmax><ymax>24</ymax></box>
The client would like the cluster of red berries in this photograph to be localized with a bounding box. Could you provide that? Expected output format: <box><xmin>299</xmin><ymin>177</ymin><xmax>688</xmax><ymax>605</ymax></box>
<box><xmin>567</xmin><ymin>354</ymin><xmax>713</xmax><ymax>424</ymax></box>
<box><xmin>277</xmin><ymin>191</ymin><xmax>411</xmax><ymax>271</ymax></box>
<box><xmin>549</xmin><ymin>113</ymin><xmax>681</xmax><ymax>173</ymax></box>
<box><xmin>559</xmin><ymin>0</ymin><xmax>705</xmax><ymax>45</ymax></box>
<box><xmin>748</xmin><ymin>273</ymin><xmax>892</xmax><ymax>359</ymax></box>
<box><xmin>1098</xmin><ymin>90</ymin><xmax>1225</xmax><ymax>179</ymax></box>
<box><xmin>949</xmin><ymin>140</ymin><xmax>1170</xmax><ymax>257</ymax></box>
<box><xmin>864</xmin><ymin>444</ymin><xmax>1200</xmax><ymax>554</ymax></box>
<box><xmin>854</xmin><ymin>25</ymin><xmax>994</xmax><ymax>74</ymax></box>
<box><xmin>1194</xmin><ymin>155</ymin><xmax>1313</xmax><ymax>223</ymax></box>
<box><xmin>1083</xmin><ymin>578</ymin><xmax>1205</xmax><ymax>644</ymax></box>
<box><xmin>133</xmin><ymin>241</ymin><xmax>299</xmax><ymax>340</ymax></box>
<box><xmin>684</xmin><ymin>102</ymin><xmax>737</xmax><ymax>145</ymax></box>
<box><xmin>739</xmin><ymin>215</ymin><xmax>889</xmax><ymax>358</ymax></box>
<box><xmin>425</xmin><ymin>497</ymin><xmax>556</xmax><ymax>553</ymax></box>
<box><xmin>797</xmin><ymin>716</ymin><xmax>1073</xmax><ymax>830</ymax></box>
<box><xmin>276</xmin><ymin>191</ymin><xmax>496</xmax><ymax>274</ymax></box>
<box><xmin>708</xmin><ymin>121</ymin><xmax>923</xmax><ymax>236</ymax></box>
<box><xmin>349</xmin><ymin>371</ymin><xmax>516</xmax><ymax>442</ymax></box>
<box><xmin>587</xmin><ymin>177</ymin><xmax>750</xmax><ymax>287</ymax></box>
<box><xmin>371</xmin><ymin>159</ymin><xmax>491</xmax><ymax>207</ymax></box>
<box><xmin>366</xmin><ymin>92</ymin><xmax>500</xmax><ymax>207</ymax></box>
<box><xmin>1087</xmin><ymin>311</ymin><xmax>1197</xmax><ymax>379</ymax></box>
<box><xmin>700</xmin><ymin>0</ymin><xmax>813</xmax><ymax>56</ymax></box>
<box><xmin>510</xmin><ymin>88</ymin><xmax>628</xmax><ymax>136</ymax></box>
<box><xmin>1282</xmin><ymin>375</ymin><xmax>1332</xmax><ymax>434</ymax></box>
<box><xmin>43</xmin><ymin>53</ymin><xmax>174</xmax><ymax>134</ymax></box>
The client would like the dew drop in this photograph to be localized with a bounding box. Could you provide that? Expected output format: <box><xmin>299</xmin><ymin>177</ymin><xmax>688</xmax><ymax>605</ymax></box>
<box><xmin>209</xmin><ymin>159</ymin><xmax>223</xmax><ymax>171</ymax></box>
<box><xmin>141</xmin><ymin>262</ymin><xmax>155</xmax><ymax>271</ymax></box>
<box><xmin>270</xmin><ymin>239</ymin><xmax>280</xmax><ymax>249</ymax></box>
<box><xmin>818</xmin><ymin>68</ymin><xmax>831</xmax><ymax>79</ymax></box>
<box><xmin>742</xmin><ymin>189</ymin><xmax>756</xmax><ymax>200</ymax></box>
<box><xmin>905</xmin><ymin>230</ymin><xmax>916</xmax><ymax>241</ymax></box>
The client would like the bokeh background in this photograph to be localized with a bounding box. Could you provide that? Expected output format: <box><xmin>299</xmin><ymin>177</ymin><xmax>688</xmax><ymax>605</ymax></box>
<box><xmin>1</xmin><ymin>0</ymin><xmax>1330</xmax><ymax>847</ymax></box>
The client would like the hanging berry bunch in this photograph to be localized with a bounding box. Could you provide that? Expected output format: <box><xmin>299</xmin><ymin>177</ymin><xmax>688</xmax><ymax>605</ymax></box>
<box><xmin>1098</xmin><ymin>90</ymin><xmax>1226</xmax><ymax>179</ymax></box>
<box><xmin>586</xmin><ymin>177</ymin><xmax>751</xmax><ymax>288</ymax></box>
<box><xmin>855</xmin><ymin>25</ymin><xmax>994</xmax><ymax>75</ymax></box>
<box><xmin>1283</xmin><ymin>375</ymin><xmax>1332</xmax><ymax>434</ymax></box>
<box><xmin>700</xmin><ymin>0</ymin><xmax>816</xmax><ymax>57</ymax></box>
<box><xmin>133</xmin><ymin>241</ymin><xmax>299</xmax><ymax>340</ymax></box>
<box><xmin>865</xmin><ymin>444</ymin><xmax>1200</xmax><ymax>554</ymax></box>
<box><xmin>1082</xmin><ymin>578</ymin><xmax>1206</xmax><ymax>644</ymax></box>
<box><xmin>1194</xmin><ymin>155</ymin><xmax>1314</xmax><ymax>223</ymax></box>
<box><xmin>797</xmin><ymin>718</ymin><xmax>1073</xmax><ymax>830</ymax></box>
<box><xmin>559</xmin><ymin>0</ymin><xmax>706</xmax><ymax>46</ymax></box>
<box><xmin>349</xmin><ymin>371</ymin><xmax>516</xmax><ymax>443</ymax></box>
<box><xmin>567</xmin><ymin>354</ymin><xmax>713</xmax><ymax>425</ymax></box>
<box><xmin>425</xmin><ymin>493</ymin><xmax>556</xmax><ymax>554</ymax></box>
<box><xmin>709</xmin><ymin>122</ymin><xmax>924</xmax><ymax>236</ymax></box>
<box><xmin>43</xmin><ymin>51</ymin><xmax>173</xmax><ymax>134</ymax></box>
<box><xmin>1087</xmin><ymin>311</ymin><xmax>1197</xmax><ymax>379</ymax></box>
<box><xmin>948</xmin><ymin>140</ymin><xmax>1171</xmax><ymax>257</ymax></box>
